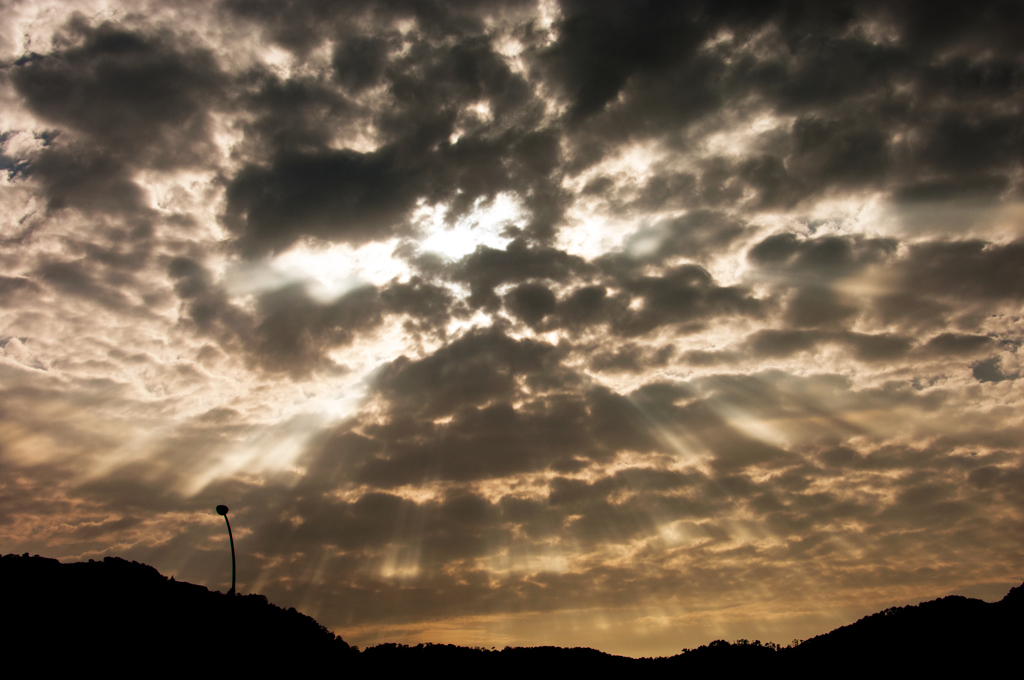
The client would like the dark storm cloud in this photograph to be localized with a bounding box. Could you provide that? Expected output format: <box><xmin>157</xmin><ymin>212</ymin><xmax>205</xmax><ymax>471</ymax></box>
<box><xmin>224</xmin><ymin>28</ymin><xmax>546</xmax><ymax>249</ymax></box>
<box><xmin>870</xmin><ymin>292</ymin><xmax>951</xmax><ymax>334</ymax></box>
<box><xmin>892</xmin><ymin>175</ymin><xmax>1011</xmax><ymax>205</ymax></box>
<box><xmin>738</xmin><ymin>233</ymin><xmax>956</xmax><ymax>359</ymax></box>
<box><xmin>541</xmin><ymin>0</ymin><xmax>741</xmax><ymax>123</ymax></box>
<box><xmin>840</xmin><ymin>332</ymin><xmax>914</xmax><ymax>362</ymax></box>
<box><xmin>587</xmin><ymin>342</ymin><xmax>674</xmax><ymax>374</ymax></box>
<box><xmin>901</xmin><ymin>240</ymin><xmax>1024</xmax><ymax>301</ymax></box>
<box><xmin>455</xmin><ymin>239</ymin><xmax>591</xmax><ymax>310</ymax></box>
<box><xmin>215</xmin><ymin>0</ymin><xmax>1024</xmax><ymax>259</ymax></box>
<box><xmin>800</xmin><ymin>440</ymin><xmax>1024</xmax><ymax>537</ymax></box>
<box><xmin>745</xmin><ymin>330</ymin><xmax>912</xmax><ymax>362</ymax></box>
<box><xmin>919</xmin><ymin>55</ymin><xmax>1024</xmax><ymax>102</ymax></box>
<box><xmin>238</xmin><ymin>70</ymin><xmax>356</xmax><ymax>154</ymax></box>
<box><xmin>274</xmin><ymin>420</ymin><xmax>1019</xmax><ymax>592</ymax></box>
<box><xmin>971</xmin><ymin>356</ymin><xmax>1019</xmax><ymax>384</ymax></box>
<box><xmin>5</xmin><ymin>8</ymin><xmax>569</xmax><ymax>255</ymax></box>
<box><xmin>224</xmin><ymin>147</ymin><xmax>425</xmax><ymax>255</ymax></box>
<box><xmin>783</xmin><ymin>286</ymin><xmax>858</xmax><ymax>329</ymax></box>
<box><xmin>332</xmin><ymin>36</ymin><xmax>391</xmax><ymax>93</ymax></box>
<box><xmin>5</xmin><ymin>19</ymin><xmax>225</xmax><ymax>228</ymax></box>
<box><xmin>916</xmin><ymin>113</ymin><xmax>1023</xmax><ymax>176</ymax></box>
<box><xmin>918</xmin><ymin>333</ymin><xmax>994</xmax><ymax>357</ymax></box>
<box><xmin>505</xmin><ymin>282</ymin><xmax>557</xmax><ymax>329</ymax></box>
<box><xmin>891</xmin><ymin>0</ymin><xmax>1024</xmax><ymax>54</ymax></box>
<box><xmin>290</xmin><ymin>412</ymin><xmax>792</xmax><ymax>557</ymax></box>
<box><xmin>746</xmin><ymin>329</ymin><xmax>821</xmax><ymax>358</ymax></box>
<box><xmin>266</xmin><ymin>428</ymin><xmax>1015</xmax><ymax>565</ymax></box>
<box><xmin>553</xmin><ymin>284</ymin><xmax>613</xmax><ymax>331</ymax></box>
<box><xmin>0</xmin><ymin>276</ymin><xmax>40</xmax><ymax>306</ymax></box>
<box><xmin>3</xmin><ymin>208</ymin><xmax>165</xmax><ymax>316</ymax></box>
<box><xmin>171</xmin><ymin>257</ymin><xmax>333</xmax><ymax>376</ymax></box>
<box><xmin>12</xmin><ymin>18</ymin><xmax>225</xmax><ymax>168</ymax></box>
<box><xmin>44</xmin><ymin>0</ymin><xmax>1012</xmax><ymax>261</ymax></box>
<box><xmin>613</xmin><ymin>380</ymin><xmax>797</xmax><ymax>472</ymax></box>
<box><xmin>379</xmin><ymin>277</ymin><xmax>455</xmax><ymax>333</ymax></box>
<box><xmin>744</xmin><ymin>32</ymin><xmax>909</xmax><ymax>113</ymax></box>
<box><xmin>372</xmin><ymin>327</ymin><xmax>570</xmax><ymax>418</ymax></box>
<box><xmin>536</xmin><ymin>3</ymin><xmax>752</xmax><ymax>178</ymax></box>
<box><xmin>678</xmin><ymin>348</ymin><xmax>741</xmax><ymax>367</ymax></box>
<box><xmin>36</xmin><ymin>259</ymin><xmax>135</xmax><ymax>311</ymax></box>
<box><xmin>253</xmin><ymin>283</ymin><xmax>383</xmax><ymax>374</ymax></box>
<box><xmin>439</xmin><ymin>129</ymin><xmax>568</xmax><ymax>240</ymax></box>
<box><xmin>856</xmin><ymin>239</ymin><xmax>1024</xmax><ymax>334</ymax></box>
<box><xmin>381</xmin><ymin>32</ymin><xmax>538</xmax><ymax>135</ymax></box>
<box><xmin>221</xmin><ymin>127</ymin><xmax>564</xmax><ymax>253</ymax></box>
<box><xmin>612</xmin><ymin>265</ymin><xmax>761</xmax><ymax>337</ymax></box>
<box><xmin>786</xmin><ymin>115</ymin><xmax>890</xmax><ymax>187</ymax></box>
<box><xmin>787</xmin><ymin>20</ymin><xmax>1024</xmax><ymax>202</ymax></box>
<box><xmin>221</xmin><ymin>7</ymin><xmax>576</xmax><ymax>252</ymax></box>
<box><xmin>355</xmin><ymin>399</ymin><xmax>595</xmax><ymax>486</ymax></box>
<box><xmin>748</xmin><ymin>233</ymin><xmax>898</xmax><ymax>280</ymax></box>
<box><xmin>688</xmin><ymin>371</ymin><xmax>942</xmax><ymax>438</ymax></box>
<box><xmin>226</xmin><ymin>483</ymin><xmax>516</xmax><ymax>580</ymax></box>
<box><xmin>246</xmin><ymin>490</ymin><xmax>427</xmax><ymax>555</ymax></box>
<box><xmin>488</xmin><ymin>264</ymin><xmax>762</xmax><ymax>337</ymax></box>
<box><xmin>20</xmin><ymin>145</ymin><xmax>152</xmax><ymax>216</ymax></box>
<box><xmin>258</xmin><ymin>276</ymin><xmax>456</xmax><ymax>365</ymax></box>
<box><xmin>330</xmin><ymin>353</ymin><xmax>834</xmax><ymax>490</ymax></box>
<box><xmin>542</xmin><ymin>2</ymin><xmax>885</xmax><ymax>165</ymax></box>
<box><xmin>545</xmin><ymin>0</ymin><xmax>1022</xmax><ymax>221</ymax></box>
<box><xmin>169</xmin><ymin>256</ymin><xmax>257</xmax><ymax>359</ymax></box>
<box><xmin>500</xmin><ymin>258</ymin><xmax>762</xmax><ymax>337</ymax></box>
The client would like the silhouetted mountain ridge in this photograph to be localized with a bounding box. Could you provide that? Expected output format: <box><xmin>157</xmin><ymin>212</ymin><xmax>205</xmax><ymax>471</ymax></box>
<box><xmin>3</xmin><ymin>553</ymin><xmax>352</xmax><ymax>671</ymax></box>
<box><xmin>4</xmin><ymin>553</ymin><xmax>1019</xmax><ymax>673</ymax></box>
<box><xmin>791</xmin><ymin>583</ymin><xmax>1023</xmax><ymax>672</ymax></box>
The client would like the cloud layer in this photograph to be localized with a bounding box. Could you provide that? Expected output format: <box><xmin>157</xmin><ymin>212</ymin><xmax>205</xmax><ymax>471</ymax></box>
<box><xmin>1</xmin><ymin>0</ymin><xmax>1023</xmax><ymax>655</ymax></box>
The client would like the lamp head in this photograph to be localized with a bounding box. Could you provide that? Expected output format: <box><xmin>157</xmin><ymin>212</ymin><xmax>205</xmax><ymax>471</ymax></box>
<box><xmin>216</xmin><ymin>505</ymin><xmax>229</xmax><ymax>516</ymax></box>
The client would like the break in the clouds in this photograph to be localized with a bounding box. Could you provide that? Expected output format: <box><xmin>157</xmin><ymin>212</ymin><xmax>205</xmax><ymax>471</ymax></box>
<box><xmin>1</xmin><ymin>0</ymin><xmax>1023</xmax><ymax>655</ymax></box>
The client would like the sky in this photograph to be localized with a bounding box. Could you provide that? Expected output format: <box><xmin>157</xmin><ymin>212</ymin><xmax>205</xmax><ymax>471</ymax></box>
<box><xmin>1</xmin><ymin>0</ymin><xmax>1023</xmax><ymax>656</ymax></box>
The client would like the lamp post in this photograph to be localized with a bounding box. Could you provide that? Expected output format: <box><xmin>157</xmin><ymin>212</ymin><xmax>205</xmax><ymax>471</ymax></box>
<box><xmin>216</xmin><ymin>505</ymin><xmax>236</xmax><ymax>596</ymax></box>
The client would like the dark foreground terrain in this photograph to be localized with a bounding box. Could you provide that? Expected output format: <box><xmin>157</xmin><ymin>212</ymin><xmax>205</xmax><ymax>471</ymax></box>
<box><xmin>3</xmin><ymin>553</ymin><xmax>1020</xmax><ymax>673</ymax></box>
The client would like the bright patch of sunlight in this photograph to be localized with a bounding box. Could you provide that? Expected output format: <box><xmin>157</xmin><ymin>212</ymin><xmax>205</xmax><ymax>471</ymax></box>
<box><xmin>556</xmin><ymin>212</ymin><xmax>644</xmax><ymax>260</ymax></box>
<box><xmin>536</xmin><ymin>0</ymin><xmax>562</xmax><ymax>40</ymax></box>
<box><xmin>802</xmin><ymin>193</ymin><xmax>888</xmax><ymax>236</ymax></box>
<box><xmin>416</xmin><ymin>193</ymin><xmax>524</xmax><ymax>260</ymax></box>
<box><xmin>380</xmin><ymin>543</ymin><xmax>423</xmax><ymax>579</ymax></box>
<box><xmin>483</xmin><ymin>550</ymin><xmax>571</xmax><ymax>575</ymax></box>
<box><xmin>224</xmin><ymin>239</ymin><xmax>409</xmax><ymax>303</ymax></box>
<box><xmin>493</xmin><ymin>35</ymin><xmax>527</xmax><ymax>72</ymax></box>
<box><xmin>259</xmin><ymin>43</ymin><xmax>296</xmax><ymax>78</ymax></box>
<box><xmin>183</xmin><ymin>412</ymin><xmax>333</xmax><ymax>494</ymax></box>
<box><xmin>702</xmin><ymin>112</ymin><xmax>789</xmax><ymax>157</ymax></box>
<box><xmin>178</xmin><ymin>348</ymin><xmax>383</xmax><ymax>494</ymax></box>
<box><xmin>566</xmin><ymin>139</ymin><xmax>670</xmax><ymax>194</ymax></box>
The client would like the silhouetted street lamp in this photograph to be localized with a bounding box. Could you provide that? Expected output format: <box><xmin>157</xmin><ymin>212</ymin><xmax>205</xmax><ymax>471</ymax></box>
<box><xmin>216</xmin><ymin>505</ymin><xmax>236</xmax><ymax>596</ymax></box>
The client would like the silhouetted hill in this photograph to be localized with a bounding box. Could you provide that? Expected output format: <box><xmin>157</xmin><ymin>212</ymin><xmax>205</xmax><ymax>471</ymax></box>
<box><xmin>788</xmin><ymin>582</ymin><xmax>1024</xmax><ymax>673</ymax></box>
<box><xmin>4</xmin><ymin>553</ymin><xmax>1020</xmax><ymax>673</ymax></box>
<box><xmin>2</xmin><ymin>553</ymin><xmax>353</xmax><ymax>672</ymax></box>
